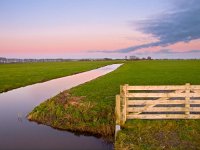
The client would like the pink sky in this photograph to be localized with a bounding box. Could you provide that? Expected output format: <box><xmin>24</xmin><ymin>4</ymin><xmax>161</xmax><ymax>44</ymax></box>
<box><xmin>1</xmin><ymin>0</ymin><xmax>200</xmax><ymax>59</ymax></box>
<box><xmin>1</xmin><ymin>26</ymin><xmax>200</xmax><ymax>58</ymax></box>
<box><xmin>0</xmin><ymin>26</ymin><xmax>143</xmax><ymax>55</ymax></box>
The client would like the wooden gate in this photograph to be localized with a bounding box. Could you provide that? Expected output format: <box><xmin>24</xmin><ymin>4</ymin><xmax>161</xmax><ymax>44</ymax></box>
<box><xmin>115</xmin><ymin>83</ymin><xmax>200</xmax><ymax>125</ymax></box>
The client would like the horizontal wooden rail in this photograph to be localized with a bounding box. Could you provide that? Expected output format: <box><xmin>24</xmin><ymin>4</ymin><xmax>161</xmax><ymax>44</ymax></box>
<box><xmin>115</xmin><ymin>83</ymin><xmax>200</xmax><ymax>125</ymax></box>
<box><xmin>127</xmin><ymin>100</ymin><xmax>200</xmax><ymax>105</ymax></box>
<box><xmin>127</xmin><ymin>85</ymin><xmax>200</xmax><ymax>90</ymax></box>
<box><xmin>127</xmin><ymin>107</ymin><xmax>200</xmax><ymax>112</ymax></box>
<box><xmin>127</xmin><ymin>114</ymin><xmax>200</xmax><ymax>119</ymax></box>
<box><xmin>127</xmin><ymin>93</ymin><xmax>200</xmax><ymax>98</ymax></box>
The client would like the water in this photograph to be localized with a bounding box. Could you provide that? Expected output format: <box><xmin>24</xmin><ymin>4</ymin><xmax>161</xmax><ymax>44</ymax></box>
<box><xmin>0</xmin><ymin>64</ymin><xmax>122</xmax><ymax>150</ymax></box>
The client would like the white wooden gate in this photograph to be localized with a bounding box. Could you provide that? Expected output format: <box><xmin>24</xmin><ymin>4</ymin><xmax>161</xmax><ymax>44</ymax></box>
<box><xmin>115</xmin><ymin>83</ymin><xmax>200</xmax><ymax>125</ymax></box>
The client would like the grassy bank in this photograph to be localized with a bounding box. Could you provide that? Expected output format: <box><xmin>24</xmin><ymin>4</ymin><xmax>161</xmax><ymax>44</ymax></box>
<box><xmin>0</xmin><ymin>61</ymin><xmax>116</xmax><ymax>93</ymax></box>
<box><xmin>28</xmin><ymin>60</ymin><xmax>200</xmax><ymax>148</ymax></box>
<box><xmin>116</xmin><ymin>120</ymin><xmax>200</xmax><ymax>149</ymax></box>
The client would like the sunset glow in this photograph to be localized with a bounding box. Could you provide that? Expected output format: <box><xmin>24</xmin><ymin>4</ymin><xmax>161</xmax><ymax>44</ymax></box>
<box><xmin>0</xmin><ymin>0</ymin><xmax>200</xmax><ymax>58</ymax></box>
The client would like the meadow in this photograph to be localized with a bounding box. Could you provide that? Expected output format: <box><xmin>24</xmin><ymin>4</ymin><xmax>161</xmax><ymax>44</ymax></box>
<box><xmin>28</xmin><ymin>60</ymin><xmax>200</xmax><ymax>149</ymax></box>
<box><xmin>0</xmin><ymin>61</ymin><xmax>116</xmax><ymax>93</ymax></box>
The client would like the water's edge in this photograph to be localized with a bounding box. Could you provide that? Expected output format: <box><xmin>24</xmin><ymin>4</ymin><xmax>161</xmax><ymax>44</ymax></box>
<box><xmin>27</xmin><ymin>64</ymin><xmax>123</xmax><ymax>141</ymax></box>
<box><xmin>0</xmin><ymin>64</ymin><xmax>122</xmax><ymax>150</ymax></box>
<box><xmin>0</xmin><ymin>64</ymin><xmax>120</xmax><ymax>94</ymax></box>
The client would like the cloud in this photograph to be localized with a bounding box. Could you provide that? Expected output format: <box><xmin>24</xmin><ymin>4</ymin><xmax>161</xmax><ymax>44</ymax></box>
<box><xmin>136</xmin><ymin>49</ymin><xmax>200</xmax><ymax>55</ymax></box>
<box><xmin>158</xmin><ymin>49</ymin><xmax>200</xmax><ymax>54</ymax></box>
<box><xmin>100</xmin><ymin>0</ymin><xmax>200</xmax><ymax>53</ymax></box>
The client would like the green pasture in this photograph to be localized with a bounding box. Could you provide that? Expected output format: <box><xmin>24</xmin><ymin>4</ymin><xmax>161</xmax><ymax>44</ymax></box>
<box><xmin>28</xmin><ymin>60</ymin><xmax>200</xmax><ymax>149</ymax></box>
<box><xmin>0</xmin><ymin>61</ymin><xmax>116</xmax><ymax>93</ymax></box>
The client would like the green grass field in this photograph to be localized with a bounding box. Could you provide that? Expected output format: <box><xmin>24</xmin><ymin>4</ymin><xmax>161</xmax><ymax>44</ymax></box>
<box><xmin>0</xmin><ymin>61</ymin><xmax>116</xmax><ymax>93</ymax></box>
<box><xmin>28</xmin><ymin>60</ymin><xmax>200</xmax><ymax>149</ymax></box>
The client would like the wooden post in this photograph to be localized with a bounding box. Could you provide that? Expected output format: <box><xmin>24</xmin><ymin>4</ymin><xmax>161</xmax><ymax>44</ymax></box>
<box><xmin>185</xmin><ymin>83</ymin><xmax>190</xmax><ymax>118</ymax></box>
<box><xmin>121</xmin><ymin>84</ymin><xmax>128</xmax><ymax>124</ymax></box>
<box><xmin>115</xmin><ymin>95</ymin><xmax>121</xmax><ymax>140</ymax></box>
<box><xmin>115</xmin><ymin>95</ymin><xmax>121</xmax><ymax>125</ymax></box>
<box><xmin>120</xmin><ymin>85</ymin><xmax>125</xmax><ymax>124</ymax></box>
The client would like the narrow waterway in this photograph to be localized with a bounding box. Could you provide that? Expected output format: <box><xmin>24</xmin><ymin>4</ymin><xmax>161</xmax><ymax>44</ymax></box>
<box><xmin>0</xmin><ymin>64</ymin><xmax>122</xmax><ymax>150</ymax></box>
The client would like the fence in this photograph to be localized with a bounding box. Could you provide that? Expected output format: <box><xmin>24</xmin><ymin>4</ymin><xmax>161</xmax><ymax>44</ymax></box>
<box><xmin>115</xmin><ymin>83</ymin><xmax>200</xmax><ymax>125</ymax></box>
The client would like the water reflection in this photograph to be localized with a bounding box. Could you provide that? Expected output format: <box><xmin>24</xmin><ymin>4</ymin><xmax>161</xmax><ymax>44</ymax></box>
<box><xmin>0</xmin><ymin>64</ymin><xmax>122</xmax><ymax>150</ymax></box>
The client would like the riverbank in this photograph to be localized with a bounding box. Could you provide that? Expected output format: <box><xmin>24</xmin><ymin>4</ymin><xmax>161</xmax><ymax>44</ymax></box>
<box><xmin>28</xmin><ymin>90</ymin><xmax>115</xmax><ymax>141</ymax></box>
<box><xmin>0</xmin><ymin>61</ymin><xmax>118</xmax><ymax>93</ymax></box>
<box><xmin>28</xmin><ymin>60</ymin><xmax>200</xmax><ymax>148</ymax></box>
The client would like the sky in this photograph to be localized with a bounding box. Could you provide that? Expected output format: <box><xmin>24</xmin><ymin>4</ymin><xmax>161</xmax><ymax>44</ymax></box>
<box><xmin>0</xmin><ymin>0</ymin><xmax>200</xmax><ymax>59</ymax></box>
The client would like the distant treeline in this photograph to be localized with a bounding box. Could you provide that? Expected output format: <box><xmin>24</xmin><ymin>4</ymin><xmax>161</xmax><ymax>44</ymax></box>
<box><xmin>0</xmin><ymin>57</ymin><xmax>114</xmax><ymax>64</ymax></box>
<box><xmin>1</xmin><ymin>56</ymin><xmax>199</xmax><ymax>64</ymax></box>
<box><xmin>0</xmin><ymin>57</ymin><xmax>71</xmax><ymax>63</ymax></box>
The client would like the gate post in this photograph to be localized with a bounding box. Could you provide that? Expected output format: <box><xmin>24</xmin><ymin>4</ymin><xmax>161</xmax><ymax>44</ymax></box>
<box><xmin>121</xmin><ymin>84</ymin><xmax>128</xmax><ymax>125</ymax></box>
<box><xmin>115</xmin><ymin>95</ymin><xmax>121</xmax><ymax>139</ymax></box>
<box><xmin>185</xmin><ymin>83</ymin><xmax>190</xmax><ymax>118</ymax></box>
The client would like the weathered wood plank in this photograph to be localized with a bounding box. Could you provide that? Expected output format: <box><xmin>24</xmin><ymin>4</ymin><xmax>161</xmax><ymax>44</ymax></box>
<box><xmin>127</xmin><ymin>107</ymin><xmax>185</xmax><ymax>112</ymax></box>
<box><xmin>127</xmin><ymin>85</ymin><xmax>200</xmax><ymax>91</ymax></box>
<box><xmin>191</xmin><ymin>85</ymin><xmax>200</xmax><ymax>90</ymax></box>
<box><xmin>127</xmin><ymin>107</ymin><xmax>200</xmax><ymax>112</ymax></box>
<box><xmin>127</xmin><ymin>86</ymin><xmax>186</xmax><ymax>91</ymax></box>
<box><xmin>121</xmin><ymin>84</ymin><xmax>129</xmax><ymax>124</ymax></box>
<box><xmin>127</xmin><ymin>93</ymin><xmax>200</xmax><ymax>98</ymax></box>
<box><xmin>132</xmin><ymin>91</ymin><xmax>185</xmax><ymax>115</ymax></box>
<box><xmin>192</xmin><ymin>90</ymin><xmax>200</xmax><ymax>93</ymax></box>
<box><xmin>124</xmin><ymin>84</ymin><xmax>128</xmax><ymax>123</ymax></box>
<box><xmin>185</xmin><ymin>83</ymin><xmax>190</xmax><ymax>115</ymax></box>
<box><xmin>132</xmin><ymin>97</ymin><xmax>169</xmax><ymax>115</ymax></box>
<box><xmin>127</xmin><ymin>100</ymin><xmax>200</xmax><ymax>105</ymax></box>
<box><xmin>127</xmin><ymin>114</ymin><xmax>200</xmax><ymax>119</ymax></box>
<box><xmin>134</xmin><ymin>107</ymin><xmax>200</xmax><ymax>112</ymax></box>
<box><xmin>120</xmin><ymin>85</ymin><xmax>125</xmax><ymax>124</ymax></box>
